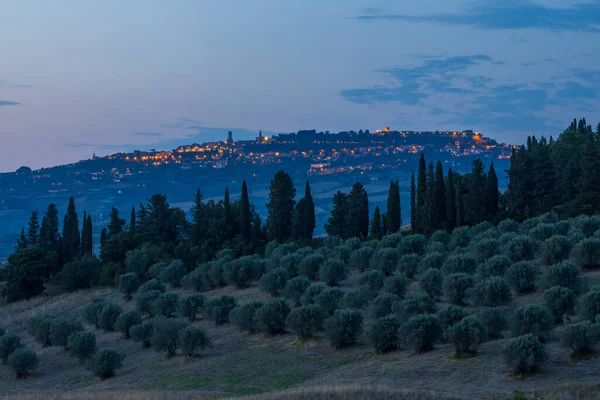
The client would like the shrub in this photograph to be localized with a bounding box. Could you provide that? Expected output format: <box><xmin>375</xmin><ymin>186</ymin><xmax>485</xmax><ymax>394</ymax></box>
<box><xmin>8</xmin><ymin>348</ymin><xmax>38</xmax><ymax>378</ymax></box>
<box><xmin>469</xmin><ymin>277</ymin><xmax>512</xmax><ymax>307</ymax></box>
<box><xmin>230</xmin><ymin>301</ymin><xmax>264</xmax><ymax>333</ymax></box>
<box><xmin>369</xmin><ymin>315</ymin><xmax>401</xmax><ymax>353</ymax></box>
<box><xmin>341</xmin><ymin>289</ymin><xmax>369</xmax><ymax>309</ymax></box>
<box><xmin>315</xmin><ymin>287</ymin><xmax>344</xmax><ymax>315</ymax></box>
<box><xmin>284</xmin><ymin>276</ymin><xmax>311</xmax><ymax>307</ymax></box>
<box><xmin>397</xmin><ymin>254</ymin><xmax>420</xmax><ymax>279</ymax></box>
<box><xmin>529</xmin><ymin>223</ymin><xmax>557</xmax><ymax>242</ymax></box>
<box><xmin>478</xmin><ymin>255</ymin><xmax>511</xmax><ymax>278</ymax></box>
<box><xmin>67</xmin><ymin>331</ymin><xmax>97</xmax><ymax>361</ymax></box>
<box><xmin>260</xmin><ymin>267</ymin><xmax>289</xmax><ymax>296</ymax></box>
<box><xmin>138</xmin><ymin>278</ymin><xmax>166</xmax><ymax>294</ymax></box>
<box><xmin>372</xmin><ymin>293</ymin><xmax>399</xmax><ymax>318</ymax></box>
<box><xmin>541</xmin><ymin>236</ymin><xmax>571</xmax><ymax>265</ymax></box>
<box><xmin>452</xmin><ymin>226</ymin><xmax>472</xmax><ymax>247</ymax></box>
<box><xmin>178</xmin><ymin>326</ymin><xmax>211</xmax><ymax>357</ymax></box>
<box><xmin>544</xmin><ymin>286</ymin><xmax>576</xmax><ymax>323</ymax></box>
<box><xmin>131</xmin><ymin>321</ymin><xmax>154</xmax><ymax>347</ymax></box>
<box><xmin>0</xmin><ymin>327</ymin><xmax>4</xmax><ymax>337</ymax></box>
<box><xmin>319</xmin><ymin>259</ymin><xmax>348</xmax><ymax>286</ymax></box>
<box><xmin>431</xmin><ymin>230</ymin><xmax>452</xmax><ymax>246</ymax></box>
<box><xmin>505</xmin><ymin>261</ymin><xmax>541</xmax><ymax>294</ymax></box>
<box><xmin>87</xmin><ymin>348</ymin><xmax>125</xmax><ymax>378</ymax></box>
<box><xmin>399</xmin><ymin>234</ymin><xmax>427</xmax><ymax>256</ymax></box>
<box><xmin>324</xmin><ymin>309</ymin><xmax>363</xmax><ymax>349</ymax></box>
<box><xmin>298</xmin><ymin>254</ymin><xmax>326</xmax><ymax>279</ymax></box>
<box><xmin>477</xmin><ymin>307</ymin><xmax>508</xmax><ymax>339</ymax></box>
<box><xmin>182</xmin><ymin>267</ymin><xmax>205</xmax><ymax>291</ymax></box>
<box><xmin>151</xmin><ymin>317</ymin><xmax>188</xmax><ymax>356</ymax></box>
<box><xmin>572</xmin><ymin>238</ymin><xmax>600</xmax><ymax>269</ymax></box>
<box><xmin>152</xmin><ymin>292</ymin><xmax>180</xmax><ymax>318</ymax></box>
<box><xmin>136</xmin><ymin>290</ymin><xmax>162</xmax><ymax>317</ymax></box>
<box><xmin>498</xmin><ymin>219</ymin><xmax>519</xmax><ymax>233</ymax></box>
<box><xmin>118</xmin><ymin>273</ymin><xmax>141</xmax><ymax>300</ymax></box>
<box><xmin>568</xmin><ymin>228</ymin><xmax>586</xmax><ymax>246</ymax></box>
<box><xmin>420</xmin><ymin>252</ymin><xmax>445</xmax><ymax>272</ymax></box>
<box><xmin>393</xmin><ymin>293</ymin><xmax>436</xmax><ymax>319</ymax></box>
<box><xmin>205</xmin><ymin>295</ymin><xmax>237</xmax><ymax>325</ymax></box>
<box><xmin>349</xmin><ymin>248</ymin><xmax>374</xmax><ymax>272</ymax></box>
<box><xmin>82</xmin><ymin>298</ymin><xmax>107</xmax><ymax>328</ymax></box>
<box><xmin>32</xmin><ymin>317</ymin><xmax>54</xmax><ymax>346</ymax></box>
<box><xmin>115</xmin><ymin>310</ymin><xmax>142</xmax><ymax>339</ymax></box>
<box><xmin>253</xmin><ymin>299</ymin><xmax>291</xmax><ymax>335</ymax></box>
<box><xmin>443</xmin><ymin>273</ymin><xmax>474</xmax><ymax>305</ymax></box>
<box><xmin>159</xmin><ymin>260</ymin><xmax>187</xmax><ymax>287</ymax></box>
<box><xmin>543</xmin><ymin>261</ymin><xmax>581</xmax><ymax>292</ymax></box>
<box><xmin>279</xmin><ymin>253</ymin><xmax>303</xmax><ymax>277</ymax></box>
<box><xmin>222</xmin><ymin>256</ymin><xmax>259</xmax><ymax>289</ymax></box>
<box><xmin>419</xmin><ymin>269</ymin><xmax>443</xmax><ymax>299</ymax></box>
<box><xmin>473</xmin><ymin>238</ymin><xmax>500</xmax><ymax>262</ymax></box>
<box><xmin>207</xmin><ymin>261</ymin><xmax>225</xmax><ymax>288</ymax></box>
<box><xmin>370</xmin><ymin>248</ymin><xmax>399</xmax><ymax>276</ymax></box>
<box><xmin>401</xmin><ymin>314</ymin><xmax>442</xmax><ymax>353</ymax></box>
<box><xmin>216</xmin><ymin>248</ymin><xmax>236</xmax><ymax>261</ymax></box>
<box><xmin>379</xmin><ymin>233</ymin><xmax>403</xmax><ymax>249</ymax></box>
<box><xmin>511</xmin><ymin>304</ymin><xmax>554</xmax><ymax>340</ymax></box>
<box><xmin>437</xmin><ymin>304</ymin><xmax>469</xmax><ymax>341</ymax></box>
<box><xmin>576</xmin><ymin>215</ymin><xmax>600</xmax><ymax>237</ymax></box>
<box><xmin>0</xmin><ymin>334</ymin><xmax>24</xmax><ymax>364</ymax></box>
<box><xmin>148</xmin><ymin>262</ymin><xmax>168</xmax><ymax>279</ymax></box>
<box><xmin>561</xmin><ymin>321</ymin><xmax>600</xmax><ymax>356</ymax></box>
<box><xmin>49</xmin><ymin>318</ymin><xmax>84</xmax><ymax>349</ymax></box>
<box><xmin>449</xmin><ymin>316</ymin><xmax>487</xmax><ymax>357</ymax></box>
<box><xmin>60</xmin><ymin>255</ymin><xmax>101</xmax><ymax>291</ymax></box>
<box><xmin>178</xmin><ymin>294</ymin><xmax>206</xmax><ymax>321</ymax></box>
<box><xmin>504</xmin><ymin>334</ymin><xmax>547</xmax><ymax>373</ymax></box>
<box><xmin>442</xmin><ymin>254</ymin><xmax>477</xmax><ymax>276</ymax></box>
<box><xmin>578</xmin><ymin>287</ymin><xmax>600</xmax><ymax>321</ymax></box>
<box><xmin>383</xmin><ymin>274</ymin><xmax>409</xmax><ymax>298</ymax></box>
<box><xmin>358</xmin><ymin>270</ymin><xmax>385</xmax><ymax>292</ymax></box>
<box><xmin>98</xmin><ymin>302</ymin><xmax>123</xmax><ymax>332</ymax></box>
<box><xmin>503</xmin><ymin>235</ymin><xmax>538</xmax><ymax>262</ymax></box>
<box><xmin>285</xmin><ymin>305</ymin><xmax>325</xmax><ymax>340</ymax></box>
<box><xmin>300</xmin><ymin>284</ymin><xmax>325</xmax><ymax>306</ymax></box>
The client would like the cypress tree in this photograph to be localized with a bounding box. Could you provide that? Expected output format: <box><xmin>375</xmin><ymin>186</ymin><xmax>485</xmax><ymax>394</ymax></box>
<box><xmin>455</xmin><ymin>175</ymin><xmax>464</xmax><ymax>227</ymax></box>
<box><xmin>100</xmin><ymin>228</ymin><xmax>107</xmax><ymax>249</ymax></box>
<box><xmin>302</xmin><ymin>181</ymin><xmax>316</xmax><ymax>241</ymax></box>
<box><xmin>26</xmin><ymin>211</ymin><xmax>40</xmax><ymax>247</ymax></box>
<box><xmin>251</xmin><ymin>213</ymin><xmax>263</xmax><ymax>248</ymax></box>
<box><xmin>371</xmin><ymin>206</ymin><xmax>382</xmax><ymax>239</ymax></box>
<box><xmin>465</xmin><ymin>159</ymin><xmax>487</xmax><ymax>225</ymax></box>
<box><xmin>80</xmin><ymin>211</ymin><xmax>88</xmax><ymax>254</ymax></box>
<box><xmin>576</xmin><ymin>132</ymin><xmax>600</xmax><ymax>212</ymax></box>
<box><xmin>223</xmin><ymin>187</ymin><xmax>233</xmax><ymax>240</ymax></box>
<box><xmin>531</xmin><ymin>138</ymin><xmax>556</xmax><ymax>215</ymax></box>
<box><xmin>240</xmin><ymin>181</ymin><xmax>252</xmax><ymax>242</ymax></box>
<box><xmin>107</xmin><ymin>207</ymin><xmax>125</xmax><ymax>237</ymax></box>
<box><xmin>434</xmin><ymin>161</ymin><xmax>446</xmax><ymax>228</ymax></box>
<box><xmin>416</xmin><ymin>153</ymin><xmax>427</xmax><ymax>233</ymax></box>
<box><xmin>386</xmin><ymin>179</ymin><xmax>401</xmax><ymax>233</ymax></box>
<box><xmin>81</xmin><ymin>214</ymin><xmax>93</xmax><ymax>254</ymax></box>
<box><xmin>325</xmin><ymin>191</ymin><xmax>348</xmax><ymax>238</ymax></box>
<box><xmin>446</xmin><ymin>168</ymin><xmax>456</xmax><ymax>232</ymax></box>
<box><xmin>486</xmin><ymin>163</ymin><xmax>499</xmax><ymax>218</ymax></box>
<box><xmin>129</xmin><ymin>206</ymin><xmax>136</xmax><ymax>236</ymax></box>
<box><xmin>347</xmin><ymin>182</ymin><xmax>369</xmax><ymax>239</ymax></box>
<box><xmin>16</xmin><ymin>228</ymin><xmax>28</xmax><ymax>250</ymax></box>
<box><xmin>410</xmin><ymin>172</ymin><xmax>416</xmax><ymax>232</ymax></box>
<box><xmin>39</xmin><ymin>204</ymin><xmax>60</xmax><ymax>253</ymax></box>
<box><xmin>191</xmin><ymin>189</ymin><xmax>204</xmax><ymax>245</ymax></box>
<box><xmin>265</xmin><ymin>170</ymin><xmax>296</xmax><ymax>242</ymax></box>
<box><xmin>62</xmin><ymin>197</ymin><xmax>80</xmax><ymax>264</ymax></box>
<box><xmin>424</xmin><ymin>163</ymin><xmax>436</xmax><ymax>234</ymax></box>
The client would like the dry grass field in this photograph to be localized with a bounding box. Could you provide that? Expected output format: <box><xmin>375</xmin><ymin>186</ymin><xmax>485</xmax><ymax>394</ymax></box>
<box><xmin>2</xmin><ymin>271</ymin><xmax>600</xmax><ymax>399</ymax></box>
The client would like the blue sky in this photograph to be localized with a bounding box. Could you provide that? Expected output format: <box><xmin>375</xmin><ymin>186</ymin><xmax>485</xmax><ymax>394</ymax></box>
<box><xmin>0</xmin><ymin>0</ymin><xmax>599</xmax><ymax>171</ymax></box>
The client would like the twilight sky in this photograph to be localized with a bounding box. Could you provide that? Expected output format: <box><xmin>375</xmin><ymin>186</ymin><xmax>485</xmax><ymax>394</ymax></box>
<box><xmin>1</xmin><ymin>0</ymin><xmax>599</xmax><ymax>172</ymax></box>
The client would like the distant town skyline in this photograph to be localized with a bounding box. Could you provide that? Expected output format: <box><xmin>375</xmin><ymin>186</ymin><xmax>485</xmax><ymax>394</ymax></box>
<box><xmin>1</xmin><ymin>0</ymin><xmax>599</xmax><ymax>172</ymax></box>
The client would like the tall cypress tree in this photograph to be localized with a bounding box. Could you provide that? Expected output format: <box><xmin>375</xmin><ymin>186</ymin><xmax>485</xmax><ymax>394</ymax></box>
<box><xmin>386</xmin><ymin>179</ymin><xmax>401</xmax><ymax>233</ymax></box>
<box><xmin>190</xmin><ymin>189</ymin><xmax>204</xmax><ymax>245</ymax></box>
<box><xmin>446</xmin><ymin>168</ymin><xmax>456</xmax><ymax>232</ymax></box>
<box><xmin>486</xmin><ymin>163</ymin><xmax>499</xmax><ymax>218</ymax></box>
<box><xmin>16</xmin><ymin>228</ymin><xmax>28</xmax><ymax>250</ymax></box>
<box><xmin>80</xmin><ymin>211</ymin><xmax>88</xmax><ymax>254</ymax></box>
<box><xmin>434</xmin><ymin>161</ymin><xmax>446</xmax><ymax>229</ymax></box>
<box><xmin>223</xmin><ymin>187</ymin><xmax>233</xmax><ymax>240</ymax></box>
<box><xmin>107</xmin><ymin>207</ymin><xmax>125</xmax><ymax>237</ymax></box>
<box><xmin>455</xmin><ymin>175</ymin><xmax>464</xmax><ymax>227</ymax></box>
<box><xmin>62</xmin><ymin>197</ymin><xmax>80</xmax><ymax>264</ymax></box>
<box><xmin>371</xmin><ymin>205</ymin><xmax>382</xmax><ymax>239</ymax></box>
<box><xmin>325</xmin><ymin>191</ymin><xmax>348</xmax><ymax>238</ymax></box>
<box><xmin>424</xmin><ymin>163</ymin><xmax>436</xmax><ymax>235</ymax></box>
<box><xmin>85</xmin><ymin>214</ymin><xmax>93</xmax><ymax>253</ymax></box>
<box><xmin>416</xmin><ymin>153</ymin><xmax>427</xmax><ymax>233</ymax></box>
<box><xmin>239</xmin><ymin>181</ymin><xmax>252</xmax><ymax>242</ymax></box>
<box><xmin>576</xmin><ymin>132</ymin><xmax>600</xmax><ymax>212</ymax></box>
<box><xmin>410</xmin><ymin>172</ymin><xmax>416</xmax><ymax>231</ymax></box>
<box><xmin>347</xmin><ymin>182</ymin><xmax>369</xmax><ymax>239</ymax></box>
<box><xmin>302</xmin><ymin>181</ymin><xmax>316</xmax><ymax>241</ymax></box>
<box><xmin>129</xmin><ymin>206</ymin><xmax>136</xmax><ymax>236</ymax></box>
<box><xmin>265</xmin><ymin>170</ymin><xmax>296</xmax><ymax>242</ymax></box>
<box><xmin>39</xmin><ymin>204</ymin><xmax>60</xmax><ymax>253</ymax></box>
<box><xmin>26</xmin><ymin>211</ymin><xmax>40</xmax><ymax>247</ymax></box>
<box><xmin>464</xmin><ymin>159</ymin><xmax>487</xmax><ymax>225</ymax></box>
